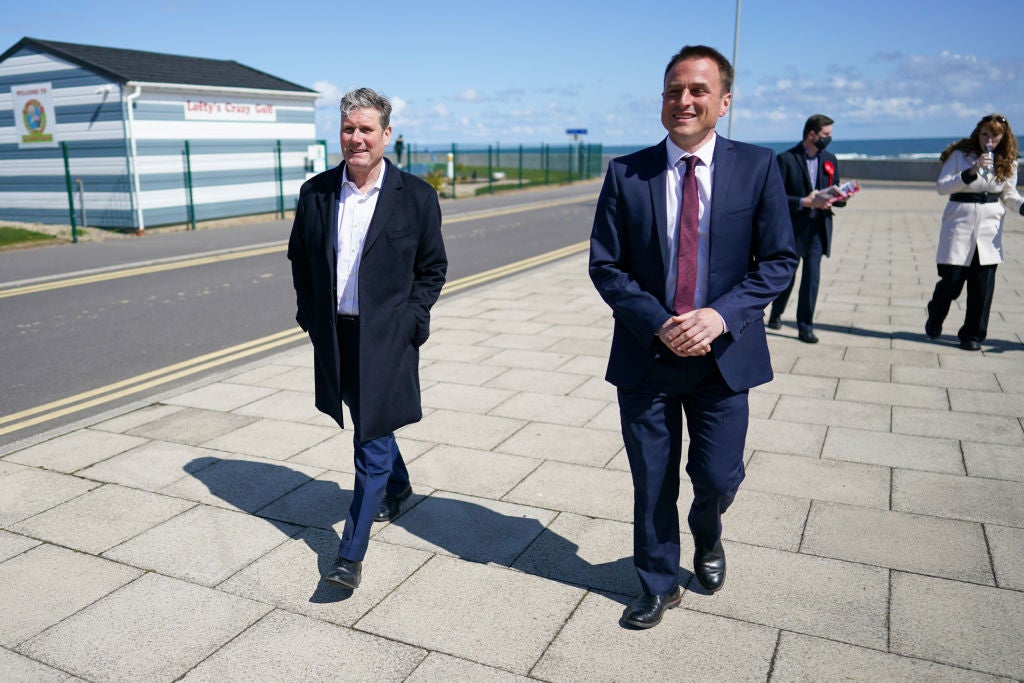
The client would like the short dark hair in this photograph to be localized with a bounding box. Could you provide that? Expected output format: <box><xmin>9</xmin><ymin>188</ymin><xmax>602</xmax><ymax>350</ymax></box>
<box><xmin>340</xmin><ymin>87</ymin><xmax>392</xmax><ymax>129</ymax></box>
<box><xmin>663</xmin><ymin>45</ymin><xmax>734</xmax><ymax>93</ymax></box>
<box><xmin>803</xmin><ymin>114</ymin><xmax>834</xmax><ymax>139</ymax></box>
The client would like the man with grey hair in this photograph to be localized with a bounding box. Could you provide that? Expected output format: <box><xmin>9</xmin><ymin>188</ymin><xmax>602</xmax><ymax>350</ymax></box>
<box><xmin>288</xmin><ymin>87</ymin><xmax>447</xmax><ymax>590</ymax></box>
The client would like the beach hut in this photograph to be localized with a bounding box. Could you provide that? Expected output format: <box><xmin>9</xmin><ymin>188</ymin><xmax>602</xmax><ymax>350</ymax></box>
<box><xmin>0</xmin><ymin>37</ymin><xmax>320</xmax><ymax>230</ymax></box>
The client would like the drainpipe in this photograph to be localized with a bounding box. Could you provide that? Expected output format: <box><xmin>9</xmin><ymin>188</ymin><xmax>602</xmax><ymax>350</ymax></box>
<box><xmin>124</xmin><ymin>83</ymin><xmax>145</xmax><ymax>231</ymax></box>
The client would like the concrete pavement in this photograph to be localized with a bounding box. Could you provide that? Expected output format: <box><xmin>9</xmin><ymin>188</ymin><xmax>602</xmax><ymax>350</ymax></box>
<box><xmin>1</xmin><ymin>181</ymin><xmax>1022</xmax><ymax>681</ymax></box>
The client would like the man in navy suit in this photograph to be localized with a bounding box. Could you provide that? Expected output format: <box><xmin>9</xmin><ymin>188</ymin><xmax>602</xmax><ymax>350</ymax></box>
<box><xmin>767</xmin><ymin>114</ymin><xmax>843</xmax><ymax>343</ymax></box>
<box><xmin>589</xmin><ymin>45</ymin><xmax>796</xmax><ymax>628</ymax></box>
<box><xmin>289</xmin><ymin>88</ymin><xmax>447</xmax><ymax>591</ymax></box>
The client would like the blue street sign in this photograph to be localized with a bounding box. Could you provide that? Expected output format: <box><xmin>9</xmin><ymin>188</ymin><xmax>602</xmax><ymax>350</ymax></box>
<box><xmin>565</xmin><ymin>128</ymin><xmax>588</xmax><ymax>135</ymax></box>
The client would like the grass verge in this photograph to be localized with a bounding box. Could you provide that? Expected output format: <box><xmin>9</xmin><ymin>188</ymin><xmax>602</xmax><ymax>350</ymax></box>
<box><xmin>0</xmin><ymin>226</ymin><xmax>60</xmax><ymax>250</ymax></box>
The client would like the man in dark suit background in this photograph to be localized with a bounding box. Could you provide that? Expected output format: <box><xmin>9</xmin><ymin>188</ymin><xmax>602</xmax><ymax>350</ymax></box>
<box><xmin>288</xmin><ymin>88</ymin><xmax>447</xmax><ymax>591</ymax></box>
<box><xmin>589</xmin><ymin>45</ymin><xmax>796</xmax><ymax>628</ymax></box>
<box><xmin>767</xmin><ymin>114</ymin><xmax>843</xmax><ymax>343</ymax></box>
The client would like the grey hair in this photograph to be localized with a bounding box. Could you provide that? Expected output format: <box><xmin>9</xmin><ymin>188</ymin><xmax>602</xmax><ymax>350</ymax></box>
<box><xmin>340</xmin><ymin>87</ymin><xmax>392</xmax><ymax>129</ymax></box>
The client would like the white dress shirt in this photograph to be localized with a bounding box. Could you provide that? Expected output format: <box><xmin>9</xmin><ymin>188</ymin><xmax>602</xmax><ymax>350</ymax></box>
<box><xmin>664</xmin><ymin>135</ymin><xmax>715</xmax><ymax>311</ymax></box>
<box><xmin>336</xmin><ymin>164</ymin><xmax>386</xmax><ymax>315</ymax></box>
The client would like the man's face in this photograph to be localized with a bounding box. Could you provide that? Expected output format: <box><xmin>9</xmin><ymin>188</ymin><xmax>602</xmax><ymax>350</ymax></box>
<box><xmin>661</xmin><ymin>57</ymin><xmax>731</xmax><ymax>151</ymax></box>
<box><xmin>810</xmin><ymin>124</ymin><xmax>833</xmax><ymax>144</ymax></box>
<box><xmin>340</xmin><ymin>108</ymin><xmax>392</xmax><ymax>177</ymax></box>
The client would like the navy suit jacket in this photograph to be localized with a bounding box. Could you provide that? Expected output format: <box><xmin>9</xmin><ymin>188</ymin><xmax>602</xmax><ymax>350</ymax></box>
<box><xmin>777</xmin><ymin>143</ymin><xmax>841</xmax><ymax>257</ymax></box>
<box><xmin>589</xmin><ymin>137</ymin><xmax>796</xmax><ymax>392</ymax></box>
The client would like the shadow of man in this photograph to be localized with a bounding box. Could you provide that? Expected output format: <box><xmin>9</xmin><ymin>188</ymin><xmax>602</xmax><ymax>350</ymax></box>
<box><xmin>184</xmin><ymin>457</ymin><xmax>672</xmax><ymax>612</ymax></box>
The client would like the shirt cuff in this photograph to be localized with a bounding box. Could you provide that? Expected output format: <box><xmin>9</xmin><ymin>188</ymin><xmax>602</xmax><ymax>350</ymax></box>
<box><xmin>718</xmin><ymin>312</ymin><xmax>728</xmax><ymax>334</ymax></box>
<box><xmin>961</xmin><ymin>169</ymin><xmax>978</xmax><ymax>184</ymax></box>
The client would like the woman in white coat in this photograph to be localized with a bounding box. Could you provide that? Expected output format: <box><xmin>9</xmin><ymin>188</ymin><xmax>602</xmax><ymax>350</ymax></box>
<box><xmin>926</xmin><ymin>114</ymin><xmax>1024</xmax><ymax>350</ymax></box>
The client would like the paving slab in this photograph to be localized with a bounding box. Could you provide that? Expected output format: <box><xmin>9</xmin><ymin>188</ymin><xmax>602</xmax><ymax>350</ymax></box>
<box><xmin>3</xmin><ymin>429</ymin><xmax>147</xmax><ymax>473</ymax></box>
<box><xmin>477</xmin><ymin>332</ymin><xmax>560</xmax><ymax>351</ymax></box>
<box><xmin>801</xmin><ymin>500</ymin><xmax>992</xmax><ymax>583</ymax></box>
<box><xmin>0</xmin><ymin>468</ymin><xmax>98</xmax><ymax>526</ymax></box>
<box><xmin>418</xmin><ymin>360</ymin><xmax>508</xmax><ymax>386</ymax></box>
<box><xmin>253</xmin><ymin>469</ymin><xmax>357</xmax><ymax>531</ymax></box>
<box><xmin>397</xmin><ymin>409</ymin><xmax>526</xmax><ymax>450</ymax></box>
<box><xmin>985</xmin><ymin>523</ymin><xmax>1024</xmax><ymax>590</ymax></box>
<box><xmin>835</xmin><ymin>377</ymin><xmax>949</xmax><ymax>409</ymax></box>
<box><xmin>744</xmin><ymin>451</ymin><xmax>890</xmax><ymax>509</ymax></box>
<box><xmin>163</xmin><ymin>381</ymin><xmax>277</xmax><ymax>412</ymax></box>
<box><xmin>0</xmin><ymin>647</ymin><xmax>77</xmax><ymax>682</ymax></box>
<box><xmin>75</xmin><ymin>440</ymin><xmax>221</xmax><ymax>491</ymax></box>
<box><xmin>375</xmin><ymin>491</ymin><xmax>555</xmax><ymax>565</ymax></box>
<box><xmin>420</xmin><ymin>382</ymin><xmax>516</xmax><ymax>414</ymax></box>
<box><xmin>893</xmin><ymin>469</ymin><xmax>1024</xmax><ymax>526</ymax></box>
<box><xmin>358</xmin><ymin>555</ymin><xmax>584</xmax><ymax>674</ymax></box>
<box><xmin>489</xmin><ymin>391</ymin><xmax>608</xmax><ymax>427</ymax></box>
<box><xmin>0</xmin><ymin>530</ymin><xmax>39</xmax><ymax>563</ymax></box>
<box><xmin>719</xmin><ymin>488</ymin><xmax>810</xmax><ymax>552</ymax></box>
<box><xmin>18</xmin><ymin>573</ymin><xmax>270</xmax><ymax>683</ymax></box>
<box><xmin>220</xmin><ymin>529</ymin><xmax>431</xmax><ymax>627</ymax></box>
<box><xmin>891</xmin><ymin>365</ymin><xmax>1002</xmax><ymax>391</ymax></box>
<box><xmin>0</xmin><ymin>544</ymin><xmax>140</xmax><ymax>648</ymax></box>
<box><xmin>745</xmin><ymin>417</ymin><xmax>826</xmax><ymax>457</ymax></box>
<box><xmin>180</xmin><ymin>609</ymin><xmax>426</xmax><ymax>682</ymax></box>
<box><xmin>771</xmin><ymin>631</ymin><xmax>1008</xmax><ymax>682</ymax></box>
<box><xmin>762</xmin><ymin>372</ymin><xmax>838</xmax><ymax>399</ymax></box>
<box><xmin>159</xmin><ymin>453</ymin><xmax>322</xmax><ymax>512</ymax></box>
<box><xmin>503</xmin><ymin>460</ymin><xmax>633</xmax><ymax>522</ymax></box>
<box><xmin>11</xmin><ymin>484</ymin><xmax>194</xmax><ymax>555</ymax></box>
<box><xmin>950</xmin><ymin>387</ymin><xmax>1024</xmax><ymax>418</ymax></box>
<box><xmin>822</xmin><ymin>425</ymin><xmax>964</xmax><ymax>474</ymax></box>
<box><xmin>88</xmin><ymin>403</ymin><xmax>186</xmax><ymax>434</ymax></box>
<box><xmin>962</xmin><ymin>442</ymin><xmax>1024</xmax><ymax>481</ymax></box>
<box><xmin>891</xmin><ymin>571</ymin><xmax>1024</xmax><ymax>679</ymax></box>
<box><xmin>681</xmin><ymin>542</ymin><xmax>888</xmax><ymax>649</ymax></box>
<box><xmin>771</xmin><ymin>395</ymin><xmax>891</xmax><ymax>431</ymax></box>
<box><xmin>199</xmin><ymin>417</ymin><xmax>336</xmax><ymax>459</ymax></box>
<box><xmin>790</xmin><ymin>357</ymin><xmax>891</xmax><ymax>382</ymax></box>
<box><xmin>532</xmin><ymin>591</ymin><xmax>777</xmax><ymax>682</ymax></box>
<box><xmin>102</xmin><ymin>504</ymin><xmax>299</xmax><ymax>586</ymax></box>
<box><xmin>229</xmin><ymin>389</ymin><xmax>338</xmax><ymax>427</ymax></box>
<box><xmin>494</xmin><ymin>421</ymin><xmax>622</xmax><ymax>467</ymax></box>
<box><xmin>124</xmin><ymin>406</ymin><xmax>256</xmax><ymax>445</ymax></box>
<box><xmin>406</xmin><ymin>652</ymin><xmax>532</xmax><ymax>682</ymax></box>
<box><xmin>406</xmin><ymin>444</ymin><xmax>540</xmax><ymax>499</ymax></box>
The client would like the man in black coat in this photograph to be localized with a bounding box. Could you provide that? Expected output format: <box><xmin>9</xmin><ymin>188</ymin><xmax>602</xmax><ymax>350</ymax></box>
<box><xmin>767</xmin><ymin>114</ymin><xmax>843</xmax><ymax>343</ymax></box>
<box><xmin>288</xmin><ymin>88</ymin><xmax>447</xmax><ymax>590</ymax></box>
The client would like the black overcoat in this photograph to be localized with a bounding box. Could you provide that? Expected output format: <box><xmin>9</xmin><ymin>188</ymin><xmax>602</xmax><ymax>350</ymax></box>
<box><xmin>287</xmin><ymin>160</ymin><xmax>447</xmax><ymax>441</ymax></box>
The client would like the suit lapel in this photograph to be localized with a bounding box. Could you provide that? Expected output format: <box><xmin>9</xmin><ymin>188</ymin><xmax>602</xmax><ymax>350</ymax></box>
<box><xmin>648</xmin><ymin>142</ymin><xmax>669</xmax><ymax>281</ymax></box>
<box><xmin>318</xmin><ymin>166</ymin><xmax>341</xmax><ymax>268</ymax></box>
<box><xmin>362</xmin><ymin>160</ymin><xmax>402</xmax><ymax>254</ymax></box>
<box><xmin>709</xmin><ymin>136</ymin><xmax>736</xmax><ymax>245</ymax></box>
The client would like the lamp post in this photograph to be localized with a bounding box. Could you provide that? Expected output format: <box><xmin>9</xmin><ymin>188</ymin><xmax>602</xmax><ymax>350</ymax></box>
<box><xmin>727</xmin><ymin>0</ymin><xmax>741</xmax><ymax>139</ymax></box>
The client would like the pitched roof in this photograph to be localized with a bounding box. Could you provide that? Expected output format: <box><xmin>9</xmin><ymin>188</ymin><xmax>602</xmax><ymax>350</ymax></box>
<box><xmin>1</xmin><ymin>37</ymin><xmax>317</xmax><ymax>94</ymax></box>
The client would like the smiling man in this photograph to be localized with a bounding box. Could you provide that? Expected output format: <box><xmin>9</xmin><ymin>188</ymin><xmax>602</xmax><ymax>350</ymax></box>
<box><xmin>589</xmin><ymin>45</ymin><xmax>796</xmax><ymax>628</ymax></box>
<box><xmin>288</xmin><ymin>87</ymin><xmax>447</xmax><ymax>591</ymax></box>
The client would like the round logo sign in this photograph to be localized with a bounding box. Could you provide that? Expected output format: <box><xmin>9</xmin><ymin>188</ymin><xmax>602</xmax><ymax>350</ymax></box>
<box><xmin>22</xmin><ymin>99</ymin><xmax>47</xmax><ymax>134</ymax></box>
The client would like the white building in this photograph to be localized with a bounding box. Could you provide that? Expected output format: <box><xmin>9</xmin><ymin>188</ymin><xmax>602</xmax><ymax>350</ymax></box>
<box><xmin>0</xmin><ymin>37</ymin><xmax>321</xmax><ymax>230</ymax></box>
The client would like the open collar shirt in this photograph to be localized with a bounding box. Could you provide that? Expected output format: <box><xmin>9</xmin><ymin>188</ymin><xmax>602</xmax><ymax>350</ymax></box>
<box><xmin>336</xmin><ymin>163</ymin><xmax>386</xmax><ymax>315</ymax></box>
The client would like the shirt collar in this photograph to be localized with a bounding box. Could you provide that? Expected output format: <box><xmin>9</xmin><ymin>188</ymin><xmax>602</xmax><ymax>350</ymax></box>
<box><xmin>341</xmin><ymin>161</ymin><xmax>387</xmax><ymax>193</ymax></box>
<box><xmin>666</xmin><ymin>134</ymin><xmax>716</xmax><ymax>169</ymax></box>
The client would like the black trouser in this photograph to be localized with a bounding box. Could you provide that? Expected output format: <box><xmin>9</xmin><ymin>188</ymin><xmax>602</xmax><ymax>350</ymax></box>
<box><xmin>926</xmin><ymin>250</ymin><xmax>998</xmax><ymax>344</ymax></box>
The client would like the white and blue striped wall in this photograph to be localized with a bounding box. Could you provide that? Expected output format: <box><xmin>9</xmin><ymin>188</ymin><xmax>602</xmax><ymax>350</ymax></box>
<box><xmin>0</xmin><ymin>44</ymin><xmax>318</xmax><ymax>229</ymax></box>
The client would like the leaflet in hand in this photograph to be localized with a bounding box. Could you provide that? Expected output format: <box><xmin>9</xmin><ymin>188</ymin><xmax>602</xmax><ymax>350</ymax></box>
<box><xmin>815</xmin><ymin>180</ymin><xmax>860</xmax><ymax>201</ymax></box>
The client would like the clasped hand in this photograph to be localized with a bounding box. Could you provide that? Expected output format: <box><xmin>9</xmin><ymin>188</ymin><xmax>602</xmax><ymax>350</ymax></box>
<box><xmin>658</xmin><ymin>308</ymin><xmax>724</xmax><ymax>357</ymax></box>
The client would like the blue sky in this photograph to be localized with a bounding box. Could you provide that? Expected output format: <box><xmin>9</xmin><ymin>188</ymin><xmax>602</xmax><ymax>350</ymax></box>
<box><xmin>5</xmin><ymin>0</ymin><xmax>1023</xmax><ymax>148</ymax></box>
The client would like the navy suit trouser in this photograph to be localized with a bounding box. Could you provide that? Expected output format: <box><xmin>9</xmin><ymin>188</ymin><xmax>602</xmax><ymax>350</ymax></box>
<box><xmin>336</xmin><ymin>317</ymin><xmax>410</xmax><ymax>562</ymax></box>
<box><xmin>771</xmin><ymin>220</ymin><xmax>826</xmax><ymax>335</ymax></box>
<box><xmin>617</xmin><ymin>352</ymin><xmax>748</xmax><ymax>595</ymax></box>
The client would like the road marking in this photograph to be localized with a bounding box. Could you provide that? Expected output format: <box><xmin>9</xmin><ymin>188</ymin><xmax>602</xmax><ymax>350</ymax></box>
<box><xmin>0</xmin><ymin>240</ymin><xmax>592</xmax><ymax>437</ymax></box>
<box><xmin>0</xmin><ymin>193</ymin><xmax>597</xmax><ymax>300</ymax></box>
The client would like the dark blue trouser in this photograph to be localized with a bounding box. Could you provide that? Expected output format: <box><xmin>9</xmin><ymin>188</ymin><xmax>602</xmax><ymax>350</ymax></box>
<box><xmin>336</xmin><ymin>317</ymin><xmax>409</xmax><ymax>562</ymax></box>
<box><xmin>771</xmin><ymin>222</ymin><xmax>826</xmax><ymax>335</ymax></box>
<box><xmin>617</xmin><ymin>354</ymin><xmax>748</xmax><ymax>595</ymax></box>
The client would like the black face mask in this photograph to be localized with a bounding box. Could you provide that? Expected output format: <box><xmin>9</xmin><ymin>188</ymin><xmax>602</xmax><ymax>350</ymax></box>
<box><xmin>814</xmin><ymin>135</ymin><xmax>832</xmax><ymax>151</ymax></box>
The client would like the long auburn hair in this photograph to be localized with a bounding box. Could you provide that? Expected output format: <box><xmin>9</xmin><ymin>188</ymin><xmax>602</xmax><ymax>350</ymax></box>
<box><xmin>940</xmin><ymin>114</ymin><xmax>1019</xmax><ymax>181</ymax></box>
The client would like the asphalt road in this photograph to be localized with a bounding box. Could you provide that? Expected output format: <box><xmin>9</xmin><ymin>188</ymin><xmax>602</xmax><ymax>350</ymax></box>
<box><xmin>0</xmin><ymin>180</ymin><xmax>602</xmax><ymax>447</ymax></box>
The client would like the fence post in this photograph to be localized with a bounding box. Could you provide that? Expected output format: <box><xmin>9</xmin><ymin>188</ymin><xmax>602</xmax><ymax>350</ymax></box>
<box><xmin>60</xmin><ymin>141</ymin><xmax>78</xmax><ymax>243</ymax></box>
<box><xmin>567</xmin><ymin>144</ymin><xmax>573</xmax><ymax>182</ymax></box>
<box><xmin>319</xmin><ymin>139</ymin><xmax>329</xmax><ymax>172</ymax></box>
<box><xmin>578</xmin><ymin>144</ymin><xmax>585</xmax><ymax>180</ymax></box>
<box><xmin>518</xmin><ymin>144</ymin><xmax>523</xmax><ymax>189</ymax></box>
<box><xmin>184</xmin><ymin>140</ymin><xmax>196</xmax><ymax>230</ymax></box>
<box><xmin>75</xmin><ymin>178</ymin><xmax>87</xmax><ymax>230</ymax></box>
<box><xmin>275</xmin><ymin>140</ymin><xmax>285</xmax><ymax>218</ymax></box>
<box><xmin>496</xmin><ymin>141</ymin><xmax>500</xmax><ymax>168</ymax></box>
<box><xmin>488</xmin><ymin>144</ymin><xmax>493</xmax><ymax>194</ymax></box>
<box><xmin>544</xmin><ymin>143</ymin><xmax>550</xmax><ymax>185</ymax></box>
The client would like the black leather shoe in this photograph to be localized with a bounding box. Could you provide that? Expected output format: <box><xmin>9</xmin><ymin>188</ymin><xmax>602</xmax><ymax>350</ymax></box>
<box><xmin>694</xmin><ymin>540</ymin><xmax>726</xmax><ymax>593</ymax></box>
<box><xmin>925</xmin><ymin>321</ymin><xmax>941</xmax><ymax>339</ymax></box>
<box><xmin>766</xmin><ymin>316</ymin><xmax>782</xmax><ymax>330</ymax></box>
<box><xmin>375</xmin><ymin>485</ymin><xmax>413</xmax><ymax>522</ymax></box>
<box><xmin>622</xmin><ymin>588</ymin><xmax>681</xmax><ymax>629</ymax></box>
<box><xmin>798</xmin><ymin>330</ymin><xmax>819</xmax><ymax>344</ymax></box>
<box><xmin>959</xmin><ymin>339</ymin><xmax>981</xmax><ymax>351</ymax></box>
<box><xmin>324</xmin><ymin>558</ymin><xmax>361</xmax><ymax>589</ymax></box>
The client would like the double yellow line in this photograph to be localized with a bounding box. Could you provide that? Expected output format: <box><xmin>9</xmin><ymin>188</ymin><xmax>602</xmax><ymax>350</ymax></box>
<box><xmin>0</xmin><ymin>239</ymin><xmax>591</xmax><ymax>438</ymax></box>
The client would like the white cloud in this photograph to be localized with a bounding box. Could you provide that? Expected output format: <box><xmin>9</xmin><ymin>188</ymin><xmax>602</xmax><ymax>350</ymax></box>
<box><xmin>456</xmin><ymin>88</ymin><xmax>480</xmax><ymax>102</ymax></box>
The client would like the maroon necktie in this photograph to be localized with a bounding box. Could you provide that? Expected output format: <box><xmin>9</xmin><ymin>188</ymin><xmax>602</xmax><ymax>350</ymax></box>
<box><xmin>673</xmin><ymin>155</ymin><xmax>699</xmax><ymax>315</ymax></box>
